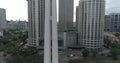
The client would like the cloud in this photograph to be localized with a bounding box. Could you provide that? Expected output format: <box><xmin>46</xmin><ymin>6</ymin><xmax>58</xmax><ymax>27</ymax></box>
<box><xmin>106</xmin><ymin>0</ymin><xmax>120</xmax><ymax>13</ymax></box>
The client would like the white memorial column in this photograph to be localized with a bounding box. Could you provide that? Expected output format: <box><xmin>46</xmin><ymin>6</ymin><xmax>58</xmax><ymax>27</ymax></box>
<box><xmin>44</xmin><ymin>0</ymin><xmax>58</xmax><ymax>63</ymax></box>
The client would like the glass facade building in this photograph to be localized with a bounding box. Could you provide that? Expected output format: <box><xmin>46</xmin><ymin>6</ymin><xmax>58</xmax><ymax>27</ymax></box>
<box><xmin>110</xmin><ymin>13</ymin><xmax>120</xmax><ymax>32</ymax></box>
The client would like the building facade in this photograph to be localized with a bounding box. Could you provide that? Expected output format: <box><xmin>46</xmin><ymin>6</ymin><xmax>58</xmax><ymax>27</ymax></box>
<box><xmin>76</xmin><ymin>6</ymin><xmax>79</xmax><ymax>31</ymax></box>
<box><xmin>58</xmin><ymin>0</ymin><xmax>74</xmax><ymax>32</ymax></box>
<box><xmin>0</xmin><ymin>8</ymin><xmax>7</xmax><ymax>36</ymax></box>
<box><xmin>7</xmin><ymin>20</ymin><xmax>28</xmax><ymax>31</ymax></box>
<box><xmin>104</xmin><ymin>15</ymin><xmax>111</xmax><ymax>32</ymax></box>
<box><xmin>58</xmin><ymin>0</ymin><xmax>75</xmax><ymax>49</ymax></box>
<box><xmin>27</xmin><ymin>0</ymin><xmax>45</xmax><ymax>47</ymax></box>
<box><xmin>78</xmin><ymin>0</ymin><xmax>105</xmax><ymax>50</ymax></box>
<box><xmin>109</xmin><ymin>13</ymin><xmax>120</xmax><ymax>32</ymax></box>
<box><xmin>76</xmin><ymin>6</ymin><xmax>79</xmax><ymax>46</ymax></box>
<box><xmin>63</xmin><ymin>31</ymin><xmax>77</xmax><ymax>48</ymax></box>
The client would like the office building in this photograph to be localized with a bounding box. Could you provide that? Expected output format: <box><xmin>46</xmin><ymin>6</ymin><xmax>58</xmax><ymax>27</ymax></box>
<box><xmin>76</xmin><ymin>6</ymin><xmax>79</xmax><ymax>45</ymax></box>
<box><xmin>76</xmin><ymin>6</ymin><xmax>79</xmax><ymax>31</ymax></box>
<box><xmin>63</xmin><ymin>31</ymin><xmax>77</xmax><ymax>48</ymax></box>
<box><xmin>58</xmin><ymin>0</ymin><xmax>74</xmax><ymax>32</ymax></box>
<box><xmin>78</xmin><ymin>0</ymin><xmax>105</xmax><ymax>50</ymax></box>
<box><xmin>0</xmin><ymin>8</ymin><xmax>7</xmax><ymax>36</ymax></box>
<box><xmin>58</xmin><ymin>0</ymin><xmax>74</xmax><ymax>49</ymax></box>
<box><xmin>104</xmin><ymin>15</ymin><xmax>111</xmax><ymax>32</ymax></box>
<box><xmin>109</xmin><ymin>13</ymin><xmax>120</xmax><ymax>32</ymax></box>
<box><xmin>27</xmin><ymin>0</ymin><xmax>45</xmax><ymax>47</ymax></box>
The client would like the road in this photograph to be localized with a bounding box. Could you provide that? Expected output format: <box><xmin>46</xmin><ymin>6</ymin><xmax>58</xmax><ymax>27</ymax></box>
<box><xmin>0</xmin><ymin>52</ymin><xmax>6</xmax><ymax>63</ymax></box>
<box><xmin>59</xmin><ymin>50</ymin><xmax>83</xmax><ymax>63</ymax></box>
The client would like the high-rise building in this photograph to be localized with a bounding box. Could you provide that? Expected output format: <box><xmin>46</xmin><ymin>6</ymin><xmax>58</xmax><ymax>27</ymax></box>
<box><xmin>104</xmin><ymin>15</ymin><xmax>111</xmax><ymax>32</ymax></box>
<box><xmin>78</xmin><ymin>0</ymin><xmax>105</xmax><ymax>50</ymax></box>
<box><xmin>27</xmin><ymin>0</ymin><xmax>45</xmax><ymax>47</ymax></box>
<box><xmin>76</xmin><ymin>6</ymin><xmax>79</xmax><ymax>31</ymax></box>
<box><xmin>27</xmin><ymin>0</ymin><xmax>58</xmax><ymax>63</ymax></box>
<box><xmin>76</xmin><ymin>6</ymin><xmax>79</xmax><ymax>45</ymax></box>
<box><xmin>0</xmin><ymin>8</ymin><xmax>7</xmax><ymax>36</ymax></box>
<box><xmin>109</xmin><ymin>13</ymin><xmax>120</xmax><ymax>32</ymax></box>
<box><xmin>58</xmin><ymin>0</ymin><xmax>74</xmax><ymax>49</ymax></box>
<box><xmin>58</xmin><ymin>0</ymin><xmax>74</xmax><ymax>32</ymax></box>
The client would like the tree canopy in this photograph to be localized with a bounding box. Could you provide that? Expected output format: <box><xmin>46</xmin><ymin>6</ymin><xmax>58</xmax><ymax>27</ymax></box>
<box><xmin>68</xmin><ymin>58</ymin><xmax>83</xmax><ymax>63</ymax></box>
<box><xmin>82</xmin><ymin>49</ymin><xmax>90</xmax><ymax>58</ymax></box>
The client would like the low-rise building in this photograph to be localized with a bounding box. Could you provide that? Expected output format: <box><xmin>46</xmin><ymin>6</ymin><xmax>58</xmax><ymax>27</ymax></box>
<box><xmin>7</xmin><ymin>20</ymin><xmax>28</xmax><ymax>32</ymax></box>
<box><xmin>104</xmin><ymin>32</ymin><xmax>119</xmax><ymax>43</ymax></box>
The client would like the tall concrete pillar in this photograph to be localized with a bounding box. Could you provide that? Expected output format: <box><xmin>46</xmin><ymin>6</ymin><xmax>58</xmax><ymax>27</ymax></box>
<box><xmin>44</xmin><ymin>0</ymin><xmax>58</xmax><ymax>63</ymax></box>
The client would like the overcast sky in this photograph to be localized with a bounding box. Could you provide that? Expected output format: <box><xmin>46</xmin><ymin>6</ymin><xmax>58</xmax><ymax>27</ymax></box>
<box><xmin>0</xmin><ymin>0</ymin><xmax>120</xmax><ymax>21</ymax></box>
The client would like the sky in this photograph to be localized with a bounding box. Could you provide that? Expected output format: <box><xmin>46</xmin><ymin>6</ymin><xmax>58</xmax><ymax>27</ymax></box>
<box><xmin>0</xmin><ymin>0</ymin><xmax>27</xmax><ymax>21</ymax></box>
<box><xmin>0</xmin><ymin>0</ymin><xmax>120</xmax><ymax>21</ymax></box>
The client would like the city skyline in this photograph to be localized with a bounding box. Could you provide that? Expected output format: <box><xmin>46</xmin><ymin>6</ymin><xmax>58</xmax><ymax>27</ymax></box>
<box><xmin>0</xmin><ymin>0</ymin><xmax>120</xmax><ymax>63</ymax></box>
<box><xmin>0</xmin><ymin>0</ymin><xmax>120</xmax><ymax>20</ymax></box>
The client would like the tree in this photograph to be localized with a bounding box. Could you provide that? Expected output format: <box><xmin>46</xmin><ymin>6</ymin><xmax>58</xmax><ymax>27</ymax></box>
<box><xmin>6</xmin><ymin>54</ymin><xmax>43</xmax><ymax>63</ymax></box>
<box><xmin>68</xmin><ymin>58</ymin><xmax>83</xmax><ymax>63</ymax></box>
<box><xmin>0</xmin><ymin>31</ymin><xmax>43</xmax><ymax>63</ymax></box>
<box><xmin>11</xmin><ymin>37</ymin><xmax>18</xmax><ymax>41</ymax></box>
<box><xmin>0</xmin><ymin>38</ymin><xmax>10</xmax><ymax>45</ymax></box>
<box><xmin>18</xmin><ymin>32</ymin><xmax>28</xmax><ymax>42</ymax></box>
<box><xmin>6</xmin><ymin>47</ymin><xmax>43</xmax><ymax>63</ymax></box>
<box><xmin>110</xmin><ymin>48</ymin><xmax>120</xmax><ymax>60</ymax></box>
<box><xmin>114</xmin><ymin>33</ymin><xmax>120</xmax><ymax>37</ymax></box>
<box><xmin>18</xmin><ymin>47</ymin><xmax>39</xmax><ymax>57</ymax></box>
<box><xmin>82</xmin><ymin>49</ymin><xmax>90</xmax><ymax>58</ymax></box>
<box><xmin>91</xmin><ymin>50</ymin><xmax>98</xmax><ymax>59</ymax></box>
<box><xmin>6</xmin><ymin>56</ymin><xmax>24</xmax><ymax>63</ymax></box>
<box><xmin>110</xmin><ymin>43</ymin><xmax>120</xmax><ymax>49</ymax></box>
<box><xmin>104</xmin><ymin>39</ymin><xmax>111</xmax><ymax>48</ymax></box>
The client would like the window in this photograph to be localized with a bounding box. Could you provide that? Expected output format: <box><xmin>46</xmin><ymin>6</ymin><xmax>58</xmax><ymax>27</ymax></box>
<box><xmin>114</xmin><ymin>26</ymin><xmax>117</xmax><ymax>28</ymax></box>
